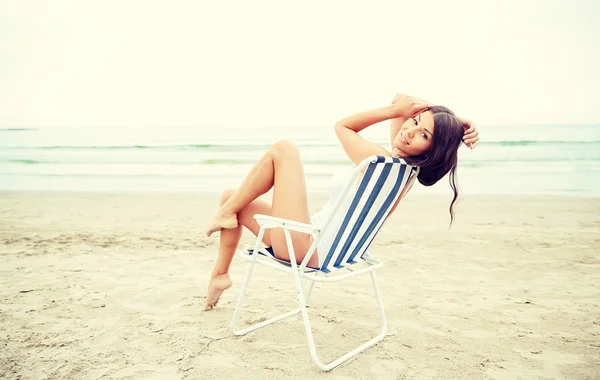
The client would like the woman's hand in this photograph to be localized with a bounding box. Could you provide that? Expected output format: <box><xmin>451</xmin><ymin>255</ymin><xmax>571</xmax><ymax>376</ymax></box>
<box><xmin>460</xmin><ymin>117</ymin><xmax>479</xmax><ymax>149</ymax></box>
<box><xmin>391</xmin><ymin>94</ymin><xmax>430</xmax><ymax>119</ymax></box>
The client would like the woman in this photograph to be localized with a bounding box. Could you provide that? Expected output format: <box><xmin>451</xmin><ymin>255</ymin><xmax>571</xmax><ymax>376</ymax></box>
<box><xmin>203</xmin><ymin>94</ymin><xmax>479</xmax><ymax>310</ymax></box>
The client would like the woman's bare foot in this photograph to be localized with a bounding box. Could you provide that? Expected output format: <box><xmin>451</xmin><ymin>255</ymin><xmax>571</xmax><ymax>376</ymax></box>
<box><xmin>204</xmin><ymin>273</ymin><xmax>233</xmax><ymax>311</ymax></box>
<box><xmin>206</xmin><ymin>209</ymin><xmax>238</xmax><ymax>237</ymax></box>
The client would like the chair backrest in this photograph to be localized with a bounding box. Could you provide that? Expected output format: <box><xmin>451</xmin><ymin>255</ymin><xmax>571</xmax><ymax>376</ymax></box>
<box><xmin>319</xmin><ymin>156</ymin><xmax>418</xmax><ymax>273</ymax></box>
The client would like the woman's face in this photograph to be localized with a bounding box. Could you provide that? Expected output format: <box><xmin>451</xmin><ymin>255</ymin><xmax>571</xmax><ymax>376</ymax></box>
<box><xmin>392</xmin><ymin>111</ymin><xmax>435</xmax><ymax>157</ymax></box>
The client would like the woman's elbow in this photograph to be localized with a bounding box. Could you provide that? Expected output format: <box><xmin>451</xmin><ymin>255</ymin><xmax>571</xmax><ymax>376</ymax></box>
<box><xmin>334</xmin><ymin>122</ymin><xmax>347</xmax><ymax>136</ymax></box>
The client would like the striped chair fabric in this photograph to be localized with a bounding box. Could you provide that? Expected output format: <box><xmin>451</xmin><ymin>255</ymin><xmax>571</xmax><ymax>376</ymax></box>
<box><xmin>247</xmin><ymin>156</ymin><xmax>417</xmax><ymax>273</ymax></box>
<box><xmin>318</xmin><ymin>156</ymin><xmax>417</xmax><ymax>273</ymax></box>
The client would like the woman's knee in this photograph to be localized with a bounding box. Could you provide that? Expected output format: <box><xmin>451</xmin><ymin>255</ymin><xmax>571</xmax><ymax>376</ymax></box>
<box><xmin>220</xmin><ymin>188</ymin><xmax>236</xmax><ymax>206</ymax></box>
<box><xmin>269</xmin><ymin>140</ymin><xmax>300</xmax><ymax>160</ymax></box>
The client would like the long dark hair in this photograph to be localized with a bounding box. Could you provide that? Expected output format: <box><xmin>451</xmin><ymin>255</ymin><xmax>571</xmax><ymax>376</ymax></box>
<box><xmin>403</xmin><ymin>106</ymin><xmax>464</xmax><ymax>225</ymax></box>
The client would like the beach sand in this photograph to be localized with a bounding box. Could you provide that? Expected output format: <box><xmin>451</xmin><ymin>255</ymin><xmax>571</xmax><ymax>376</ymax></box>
<box><xmin>1</xmin><ymin>191</ymin><xmax>599</xmax><ymax>379</ymax></box>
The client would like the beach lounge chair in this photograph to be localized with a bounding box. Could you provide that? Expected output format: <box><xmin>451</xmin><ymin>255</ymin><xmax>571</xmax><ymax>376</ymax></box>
<box><xmin>230</xmin><ymin>155</ymin><xmax>418</xmax><ymax>371</ymax></box>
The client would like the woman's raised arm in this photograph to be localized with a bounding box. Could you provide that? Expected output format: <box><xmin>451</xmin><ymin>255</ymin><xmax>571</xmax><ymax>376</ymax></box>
<box><xmin>335</xmin><ymin>97</ymin><xmax>429</xmax><ymax>165</ymax></box>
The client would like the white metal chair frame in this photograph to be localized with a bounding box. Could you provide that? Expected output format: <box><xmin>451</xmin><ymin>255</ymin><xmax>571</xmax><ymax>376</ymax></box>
<box><xmin>230</xmin><ymin>155</ymin><xmax>416</xmax><ymax>371</ymax></box>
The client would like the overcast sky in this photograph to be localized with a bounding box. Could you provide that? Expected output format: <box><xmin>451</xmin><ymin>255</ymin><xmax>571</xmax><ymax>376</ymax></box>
<box><xmin>1</xmin><ymin>0</ymin><xmax>598</xmax><ymax>128</ymax></box>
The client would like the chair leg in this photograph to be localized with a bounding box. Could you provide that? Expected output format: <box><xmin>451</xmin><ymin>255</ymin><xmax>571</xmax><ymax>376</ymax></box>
<box><xmin>230</xmin><ymin>261</ymin><xmax>303</xmax><ymax>335</ymax></box>
<box><xmin>370</xmin><ymin>271</ymin><xmax>388</xmax><ymax>335</ymax></box>
<box><xmin>297</xmin><ymin>270</ymin><xmax>388</xmax><ymax>371</ymax></box>
<box><xmin>230</xmin><ymin>247</ymin><xmax>257</xmax><ymax>335</ymax></box>
<box><xmin>304</xmin><ymin>278</ymin><xmax>316</xmax><ymax>306</ymax></box>
<box><xmin>230</xmin><ymin>229</ymin><xmax>304</xmax><ymax>335</ymax></box>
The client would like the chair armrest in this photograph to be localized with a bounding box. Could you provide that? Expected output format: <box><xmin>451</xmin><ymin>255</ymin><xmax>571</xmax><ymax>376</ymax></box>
<box><xmin>253</xmin><ymin>214</ymin><xmax>320</xmax><ymax>235</ymax></box>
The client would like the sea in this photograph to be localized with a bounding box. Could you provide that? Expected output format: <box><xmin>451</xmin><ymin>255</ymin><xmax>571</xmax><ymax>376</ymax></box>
<box><xmin>1</xmin><ymin>124</ymin><xmax>599</xmax><ymax>196</ymax></box>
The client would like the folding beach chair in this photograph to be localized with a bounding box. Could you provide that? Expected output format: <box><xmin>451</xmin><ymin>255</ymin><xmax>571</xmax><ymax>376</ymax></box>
<box><xmin>230</xmin><ymin>155</ymin><xmax>418</xmax><ymax>371</ymax></box>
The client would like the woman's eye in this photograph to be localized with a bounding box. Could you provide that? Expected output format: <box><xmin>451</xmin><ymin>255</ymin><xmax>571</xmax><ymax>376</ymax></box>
<box><xmin>412</xmin><ymin>118</ymin><xmax>418</xmax><ymax>125</ymax></box>
<box><xmin>421</xmin><ymin>133</ymin><xmax>428</xmax><ymax>140</ymax></box>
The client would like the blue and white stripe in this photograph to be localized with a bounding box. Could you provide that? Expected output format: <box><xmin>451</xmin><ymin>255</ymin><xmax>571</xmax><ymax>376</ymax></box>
<box><xmin>319</xmin><ymin>156</ymin><xmax>417</xmax><ymax>273</ymax></box>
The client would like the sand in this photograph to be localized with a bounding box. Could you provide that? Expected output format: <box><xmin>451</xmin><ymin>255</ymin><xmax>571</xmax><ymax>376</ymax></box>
<box><xmin>1</xmin><ymin>191</ymin><xmax>599</xmax><ymax>379</ymax></box>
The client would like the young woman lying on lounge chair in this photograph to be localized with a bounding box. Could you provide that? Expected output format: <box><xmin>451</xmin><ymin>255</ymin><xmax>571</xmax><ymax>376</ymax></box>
<box><xmin>203</xmin><ymin>93</ymin><xmax>479</xmax><ymax>310</ymax></box>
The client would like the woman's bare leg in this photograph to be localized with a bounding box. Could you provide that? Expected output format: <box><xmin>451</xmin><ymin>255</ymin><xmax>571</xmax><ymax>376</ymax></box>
<box><xmin>204</xmin><ymin>140</ymin><xmax>317</xmax><ymax>310</ymax></box>
<box><xmin>266</xmin><ymin>142</ymin><xmax>313</xmax><ymax>264</ymax></box>
<box><xmin>204</xmin><ymin>190</ymin><xmax>271</xmax><ymax>310</ymax></box>
<box><xmin>206</xmin><ymin>147</ymin><xmax>277</xmax><ymax>237</ymax></box>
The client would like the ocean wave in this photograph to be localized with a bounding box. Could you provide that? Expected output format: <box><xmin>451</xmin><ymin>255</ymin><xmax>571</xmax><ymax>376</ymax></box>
<box><xmin>1</xmin><ymin>139</ymin><xmax>599</xmax><ymax>150</ymax></box>
<box><xmin>0</xmin><ymin>171</ymin><xmax>338</xmax><ymax>178</ymax></box>
<box><xmin>0</xmin><ymin>144</ymin><xmax>273</xmax><ymax>151</ymax></box>
<box><xmin>1</xmin><ymin>158</ymin><xmax>353</xmax><ymax>165</ymax></box>
<box><xmin>484</xmin><ymin>140</ymin><xmax>600</xmax><ymax>146</ymax></box>
<box><xmin>6</xmin><ymin>159</ymin><xmax>41</xmax><ymax>164</ymax></box>
<box><xmin>0</xmin><ymin>143</ymin><xmax>344</xmax><ymax>150</ymax></box>
<box><xmin>0</xmin><ymin>128</ymin><xmax>37</xmax><ymax>132</ymax></box>
<box><xmin>0</xmin><ymin>156</ymin><xmax>600</xmax><ymax>166</ymax></box>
